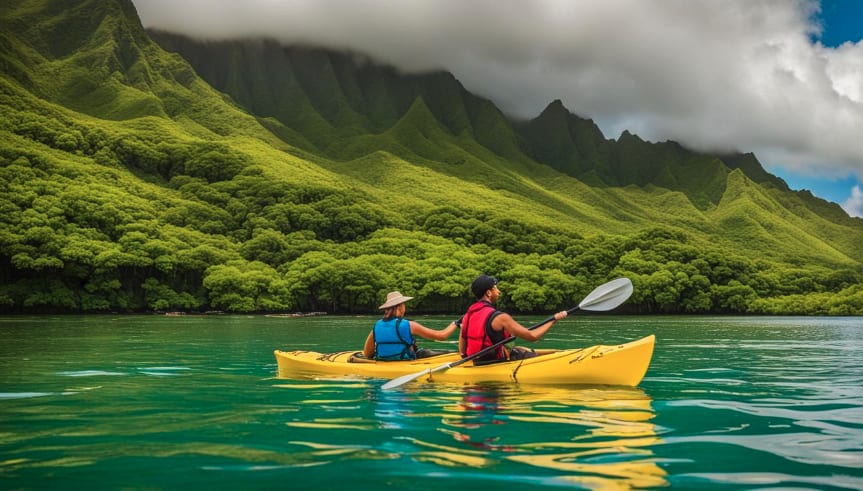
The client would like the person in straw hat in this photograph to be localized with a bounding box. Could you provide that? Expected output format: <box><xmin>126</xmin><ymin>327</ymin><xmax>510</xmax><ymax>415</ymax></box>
<box><xmin>362</xmin><ymin>291</ymin><xmax>460</xmax><ymax>360</ymax></box>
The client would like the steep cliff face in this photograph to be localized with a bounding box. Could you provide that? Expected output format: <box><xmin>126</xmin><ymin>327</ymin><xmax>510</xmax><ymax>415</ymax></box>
<box><xmin>150</xmin><ymin>31</ymin><xmax>826</xmax><ymax>214</ymax></box>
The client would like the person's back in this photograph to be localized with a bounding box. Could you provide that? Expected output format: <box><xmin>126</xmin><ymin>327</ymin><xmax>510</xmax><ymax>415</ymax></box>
<box><xmin>372</xmin><ymin>316</ymin><xmax>416</xmax><ymax>360</ymax></box>
<box><xmin>363</xmin><ymin>291</ymin><xmax>459</xmax><ymax>360</ymax></box>
<box><xmin>461</xmin><ymin>299</ymin><xmax>508</xmax><ymax>360</ymax></box>
<box><xmin>458</xmin><ymin>274</ymin><xmax>568</xmax><ymax>361</ymax></box>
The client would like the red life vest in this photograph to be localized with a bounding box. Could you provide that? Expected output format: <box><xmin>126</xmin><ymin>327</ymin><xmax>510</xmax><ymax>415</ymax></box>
<box><xmin>461</xmin><ymin>301</ymin><xmax>508</xmax><ymax>360</ymax></box>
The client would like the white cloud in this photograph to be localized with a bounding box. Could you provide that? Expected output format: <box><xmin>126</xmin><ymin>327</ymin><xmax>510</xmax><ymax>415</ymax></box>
<box><xmin>842</xmin><ymin>185</ymin><xmax>863</xmax><ymax>218</ymax></box>
<box><xmin>131</xmin><ymin>0</ymin><xmax>863</xmax><ymax>186</ymax></box>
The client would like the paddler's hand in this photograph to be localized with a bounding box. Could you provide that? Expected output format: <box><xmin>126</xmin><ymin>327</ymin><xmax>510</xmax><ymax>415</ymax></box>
<box><xmin>553</xmin><ymin>311</ymin><xmax>568</xmax><ymax>321</ymax></box>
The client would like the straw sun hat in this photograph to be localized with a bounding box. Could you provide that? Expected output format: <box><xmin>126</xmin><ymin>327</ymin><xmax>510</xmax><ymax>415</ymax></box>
<box><xmin>379</xmin><ymin>291</ymin><xmax>414</xmax><ymax>309</ymax></box>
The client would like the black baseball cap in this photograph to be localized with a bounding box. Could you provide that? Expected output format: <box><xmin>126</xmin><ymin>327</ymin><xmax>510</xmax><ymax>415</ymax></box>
<box><xmin>471</xmin><ymin>274</ymin><xmax>498</xmax><ymax>299</ymax></box>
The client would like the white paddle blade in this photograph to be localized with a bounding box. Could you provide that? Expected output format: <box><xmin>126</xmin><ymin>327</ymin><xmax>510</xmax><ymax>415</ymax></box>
<box><xmin>381</xmin><ymin>369</ymin><xmax>428</xmax><ymax>390</ymax></box>
<box><xmin>578</xmin><ymin>277</ymin><xmax>633</xmax><ymax>311</ymax></box>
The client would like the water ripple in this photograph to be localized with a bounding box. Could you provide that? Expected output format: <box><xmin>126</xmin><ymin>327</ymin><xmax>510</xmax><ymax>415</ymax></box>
<box><xmin>56</xmin><ymin>370</ymin><xmax>125</xmax><ymax>377</ymax></box>
<box><xmin>668</xmin><ymin>398</ymin><xmax>863</xmax><ymax>426</ymax></box>
<box><xmin>678</xmin><ymin>472</ymin><xmax>863</xmax><ymax>490</ymax></box>
<box><xmin>665</xmin><ymin>432</ymin><xmax>862</xmax><ymax>468</ymax></box>
<box><xmin>0</xmin><ymin>392</ymin><xmax>53</xmax><ymax>400</ymax></box>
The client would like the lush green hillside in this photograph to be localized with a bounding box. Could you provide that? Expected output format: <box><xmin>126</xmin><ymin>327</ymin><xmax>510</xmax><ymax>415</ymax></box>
<box><xmin>0</xmin><ymin>0</ymin><xmax>861</xmax><ymax>315</ymax></box>
<box><xmin>149</xmin><ymin>31</ymin><xmax>863</xmax><ymax>264</ymax></box>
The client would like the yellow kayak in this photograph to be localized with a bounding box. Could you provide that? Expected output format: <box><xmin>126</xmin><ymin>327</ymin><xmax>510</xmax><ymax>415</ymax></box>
<box><xmin>274</xmin><ymin>334</ymin><xmax>655</xmax><ymax>386</ymax></box>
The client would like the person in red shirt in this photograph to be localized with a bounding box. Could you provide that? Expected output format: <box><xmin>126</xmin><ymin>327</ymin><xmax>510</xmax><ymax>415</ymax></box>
<box><xmin>458</xmin><ymin>275</ymin><xmax>568</xmax><ymax>362</ymax></box>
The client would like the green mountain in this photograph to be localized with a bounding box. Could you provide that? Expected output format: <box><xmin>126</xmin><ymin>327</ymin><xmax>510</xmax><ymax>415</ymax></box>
<box><xmin>147</xmin><ymin>32</ymin><xmax>863</xmax><ymax>260</ymax></box>
<box><xmin>1</xmin><ymin>0</ymin><xmax>861</xmax><ymax>315</ymax></box>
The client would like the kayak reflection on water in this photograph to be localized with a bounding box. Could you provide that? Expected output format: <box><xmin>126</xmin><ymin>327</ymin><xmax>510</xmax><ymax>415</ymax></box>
<box><xmin>439</xmin><ymin>384</ymin><xmax>668</xmax><ymax>489</ymax></box>
<box><xmin>443</xmin><ymin>386</ymin><xmax>515</xmax><ymax>451</ymax></box>
<box><xmin>278</xmin><ymin>381</ymin><xmax>667</xmax><ymax>489</ymax></box>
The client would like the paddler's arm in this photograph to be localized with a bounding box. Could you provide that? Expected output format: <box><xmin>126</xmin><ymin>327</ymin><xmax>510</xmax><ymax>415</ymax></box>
<box><xmin>493</xmin><ymin>311</ymin><xmax>567</xmax><ymax>342</ymax></box>
<box><xmin>362</xmin><ymin>331</ymin><xmax>375</xmax><ymax>358</ymax></box>
<box><xmin>409</xmin><ymin>319</ymin><xmax>459</xmax><ymax>341</ymax></box>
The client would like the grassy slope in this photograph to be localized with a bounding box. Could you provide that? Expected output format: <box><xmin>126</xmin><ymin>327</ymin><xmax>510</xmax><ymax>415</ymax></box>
<box><xmin>710</xmin><ymin>171</ymin><xmax>860</xmax><ymax>266</ymax></box>
<box><xmin>148</xmin><ymin>31</ymin><xmax>863</xmax><ymax>268</ymax></box>
<box><xmin>1</xmin><ymin>0</ymin><xmax>349</xmax><ymax>183</ymax></box>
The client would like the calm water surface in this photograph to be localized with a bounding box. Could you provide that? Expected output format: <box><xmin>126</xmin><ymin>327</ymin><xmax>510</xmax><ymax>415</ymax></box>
<box><xmin>1</xmin><ymin>315</ymin><xmax>861</xmax><ymax>490</ymax></box>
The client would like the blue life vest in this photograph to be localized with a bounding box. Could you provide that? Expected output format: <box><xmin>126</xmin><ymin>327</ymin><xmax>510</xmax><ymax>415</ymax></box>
<box><xmin>373</xmin><ymin>317</ymin><xmax>416</xmax><ymax>360</ymax></box>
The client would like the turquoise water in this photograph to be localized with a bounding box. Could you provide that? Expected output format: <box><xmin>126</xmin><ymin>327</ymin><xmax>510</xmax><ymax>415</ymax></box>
<box><xmin>1</xmin><ymin>315</ymin><xmax>861</xmax><ymax>490</ymax></box>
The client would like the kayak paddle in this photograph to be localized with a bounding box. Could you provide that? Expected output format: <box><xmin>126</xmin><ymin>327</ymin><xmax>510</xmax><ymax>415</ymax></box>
<box><xmin>380</xmin><ymin>277</ymin><xmax>634</xmax><ymax>390</ymax></box>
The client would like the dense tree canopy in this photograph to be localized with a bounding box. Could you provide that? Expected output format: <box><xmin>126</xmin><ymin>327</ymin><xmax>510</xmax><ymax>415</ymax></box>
<box><xmin>2</xmin><ymin>121</ymin><xmax>861</xmax><ymax>315</ymax></box>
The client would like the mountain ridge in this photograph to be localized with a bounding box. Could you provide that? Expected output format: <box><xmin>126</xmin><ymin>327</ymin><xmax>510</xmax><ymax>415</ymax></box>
<box><xmin>148</xmin><ymin>31</ymin><xmax>862</xmax><ymax>241</ymax></box>
<box><xmin>148</xmin><ymin>31</ymin><xmax>828</xmax><ymax>211</ymax></box>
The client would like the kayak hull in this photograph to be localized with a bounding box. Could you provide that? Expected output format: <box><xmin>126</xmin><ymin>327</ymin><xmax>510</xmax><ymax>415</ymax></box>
<box><xmin>274</xmin><ymin>334</ymin><xmax>655</xmax><ymax>387</ymax></box>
